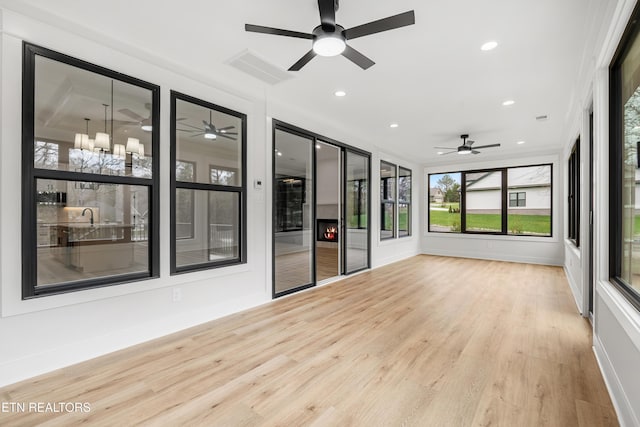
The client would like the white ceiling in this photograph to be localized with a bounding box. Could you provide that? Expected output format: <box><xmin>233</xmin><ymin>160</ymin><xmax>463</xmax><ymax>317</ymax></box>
<box><xmin>4</xmin><ymin>0</ymin><xmax>603</xmax><ymax>165</ymax></box>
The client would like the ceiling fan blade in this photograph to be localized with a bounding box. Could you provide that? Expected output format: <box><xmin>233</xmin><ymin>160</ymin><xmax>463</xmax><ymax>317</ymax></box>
<box><xmin>318</xmin><ymin>0</ymin><xmax>336</xmax><ymax>31</ymax></box>
<box><xmin>439</xmin><ymin>150</ymin><xmax>458</xmax><ymax>155</ymax></box>
<box><xmin>434</xmin><ymin>146</ymin><xmax>457</xmax><ymax>150</ymax></box>
<box><xmin>190</xmin><ymin>133</ymin><xmax>205</xmax><ymax>137</ymax></box>
<box><xmin>343</xmin><ymin>10</ymin><xmax>415</xmax><ymax>40</ymax></box>
<box><xmin>341</xmin><ymin>45</ymin><xmax>375</xmax><ymax>69</ymax></box>
<box><xmin>219</xmin><ymin>132</ymin><xmax>239</xmax><ymax>136</ymax></box>
<box><xmin>180</xmin><ymin>122</ymin><xmax>203</xmax><ymax>131</ymax></box>
<box><xmin>467</xmin><ymin>140</ymin><xmax>475</xmax><ymax>146</ymax></box>
<box><xmin>118</xmin><ymin>108</ymin><xmax>145</xmax><ymax>122</ymax></box>
<box><xmin>472</xmin><ymin>144</ymin><xmax>501</xmax><ymax>149</ymax></box>
<box><xmin>472</xmin><ymin>150</ymin><xmax>481</xmax><ymax>154</ymax></box>
<box><xmin>245</xmin><ymin>24</ymin><xmax>313</xmax><ymax>39</ymax></box>
<box><xmin>177</xmin><ymin>128</ymin><xmax>198</xmax><ymax>133</ymax></box>
<box><xmin>218</xmin><ymin>134</ymin><xmax>237</xmax><ymax>141</ymax></box>
<box><xmin>289</xmin><ymin>50</ymin><xmax>317</xmax><ymax>71</ymax></box>
<box><xmin>217</xmin><ymin>126</ymin><xmax>236</xmax><ymax>131</ymax></box>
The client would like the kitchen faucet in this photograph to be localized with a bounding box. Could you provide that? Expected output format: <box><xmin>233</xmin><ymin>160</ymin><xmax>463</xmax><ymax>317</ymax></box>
<box><xmin>81</xmin><ymin>207</ymin><xmax>94</xmax><ymax>226</ymax></box>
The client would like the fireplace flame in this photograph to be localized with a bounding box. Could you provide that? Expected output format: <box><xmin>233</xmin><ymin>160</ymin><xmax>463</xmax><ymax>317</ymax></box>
<box><xmin>324</xmin><ymin>226</ymin><xmax>337</xmax><ymax>241</ymax></box>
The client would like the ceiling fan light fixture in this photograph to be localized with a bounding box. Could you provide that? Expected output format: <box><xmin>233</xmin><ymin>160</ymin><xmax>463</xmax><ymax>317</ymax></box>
<box><xmin>204</xmin><ymin>132</ymin><xmax>217</xmax><ymax>140</ymax></box>
<box><xmin>313</xmin><ymin>35</ymin><xmax>346</xmax><ymax>57</ymax></box>
<box><xmin>458</xmin><ymin>146</ymin><xmax>472</xmax><ymax>155</ymax></box>
<box><xmin>481</xmin><ymin>41</ymin><xmax>498</xmax><ymax>51</ymax></box>
<box><xmin>141</xmin><ymin>124</ymin><xmax>152</xmax><ymax>132</ymax></box>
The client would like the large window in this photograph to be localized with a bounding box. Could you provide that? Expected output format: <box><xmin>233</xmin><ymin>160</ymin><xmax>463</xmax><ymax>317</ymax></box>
<box><xmin>171</xmin><ymin>91</ymin><xmax>246</xmax><ymax>273</ymax></box>
<box><xmin>610</xmin><ymin>6</ymin><xmax>640</xmax><ymax>310</ymax></box>
<box><xmin>428</xmin><ymin>164</ymin><xmax>552</xmax><ymax>236</ymax></box>
<box><xmin>22</xmin><ymin>43</ymin><xmax>159</xmax><ymax>297</ymax></box>
<box><xmin>380</xmin><ymin>161</ymin><xmax>396</xmax><ymax>239</ymax></box>
<box><xmin>568</xmin><ymin>140</ymin><xmax>580</xmax><ymax>246</ymax></box>
<box><xmin>398</xmin><ymin>166</ymin><xmax>412</xmax><ymax>237</ymax></box>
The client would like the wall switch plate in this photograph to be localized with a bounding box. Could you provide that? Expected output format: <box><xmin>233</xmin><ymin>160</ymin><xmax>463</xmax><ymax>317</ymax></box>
<box><xmin>172</xmin><ymin>287</ymin><xmax>182</xmax><ymax>302</ymax></box>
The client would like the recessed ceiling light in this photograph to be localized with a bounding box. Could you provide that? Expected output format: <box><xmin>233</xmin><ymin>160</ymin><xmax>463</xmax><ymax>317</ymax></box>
<box><xmin>517</xmin><ymin>140</ymin><xmax>526</xmax><ymax>145</ymax></box>
<box><xmin>502</xmin><ymin>100</ymin><xmax>515</xmax><ymax>106</ymax></box>
<box><xmin>334</xmin><ymin>90</ymin><xmax>346</xmax><ymax>97</ymax></box>
<box><xmin>316</xmin><ymin>144</ymin><xmax>321</xmax><ymax>149</ymax></box>
<box><xmin>437</xmin><ymin>151</ymin><xmax>444</xmax><ymax>155</ymax></box>
<box><xmin>390</xmin><ymin>123</ymin><xmax>399</xmax><ymax>128</ymax></box>
<box><xmin>481</xmin><ymin>41</ymin><xmax>498</xmax><ymax>51</ymax></box>
<box><xmin>277</xmin><ymin>152</ymin><xmax>283</xmax><ymax>156</ymax></box>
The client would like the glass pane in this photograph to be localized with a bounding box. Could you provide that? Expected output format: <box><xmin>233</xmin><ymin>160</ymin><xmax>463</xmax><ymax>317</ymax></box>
<box><xmin>175</xmin><ymin>189</ymin><xmax>194</xmax><ymax>240</ymax></box>
<box><xmin>507</xmin><ymin>166</ymin><xmax>551</xmax><ymax>236</ymax></box>
<box><xmin>316</xmin><ymin>141</ymin><xmax>341</xmax><ymax>281</ymax></box>
<box><xmin>346</xmin><ymin>151</ymin><xmax>369</xmax><ymax>273</ymax></box>
<box><xmin>398</xmin><ymin>167</ymin><xmax>411</xmax><ymax>237</ymax></box>
<box><xmin>34</xmin><ymin>56</ymin><xmax>154</xmax><ymax>177</ymax></box>
<box><xmin>274</xmin><ymin>129</ymin><xmax>313</xmax><ymax>293</ymax></box>
<box><xmin>380</xmin><ymin>161</ymin><xmax>396</xmax><ymax>239</ymax></box>
<box><xmin>429</xmin><ymin>173</ymin><xmax>461</xmax><ymax>232</ymax></box>
<box><xmin>465</xmin><ymin>171</ymin><xmax>502</xmax><ymax>232</ymax></box>
<box><xmin>36</xmin><ymin>179</ymin><xmax>150</xmax><ymax>287</ymax></box>
<box><xmin>175</xmin><ymin>191</ymin><xmax>240</xmax><ymax>268</ymax></box>
<box><xmin>621</xmin><ymin>32</ymin><xmax>640</xmax><ymax>294</ymax></box>
<box><xmin>175</xmin><ymin>98</ymin><xmax>243</xmax><ymax>186</ymax></box>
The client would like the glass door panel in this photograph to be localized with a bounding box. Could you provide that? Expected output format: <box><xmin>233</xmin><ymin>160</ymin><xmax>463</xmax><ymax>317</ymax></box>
<box><xmin>316</xmin><ymin>141</ymin><xmax>341</xmax><ymax>281</ymax></box>
<box><xmin>274</xmin><ymin>129</ymin><xmax>314</xmax><ymax>295</ymax></box>
<box><xmin>345</xmin><ymin>151</ymin><xmax>369</xmax><ymax>273</ymax></box>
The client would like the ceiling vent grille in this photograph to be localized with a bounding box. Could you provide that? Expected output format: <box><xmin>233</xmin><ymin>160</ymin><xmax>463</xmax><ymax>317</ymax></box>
<box><xmin>227</xmin><ymin>50</ymin><xmax>292</xmax><ymax>85</ymax></box>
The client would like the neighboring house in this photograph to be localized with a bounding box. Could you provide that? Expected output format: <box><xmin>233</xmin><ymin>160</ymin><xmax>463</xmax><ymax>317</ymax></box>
<box><xmin>430</xmin><ymin>187</ymin><xmax>444</xmax><ymax>203</ymax></box>
<box><xmin>466</xmin><ymin>166</ymin><xmax>551</xmax><ymax>214</ymax></box>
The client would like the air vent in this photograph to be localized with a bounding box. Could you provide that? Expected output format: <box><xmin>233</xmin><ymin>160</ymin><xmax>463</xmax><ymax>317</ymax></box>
<box><xmin>536</xmin><ymin>114</ymin><xmax>549</xmax><ymax>121</ymax></box>
<box><xmin>227</xmin><ymin>50</ymin><xmax>292</xmax><ymax>85</ymax></box>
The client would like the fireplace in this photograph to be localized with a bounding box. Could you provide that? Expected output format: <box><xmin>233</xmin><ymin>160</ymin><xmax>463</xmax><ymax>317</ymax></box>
<box><xmin>317</xmin><ymin>219</ymin><xmax>339</xmax><ymax>242</ymax></box>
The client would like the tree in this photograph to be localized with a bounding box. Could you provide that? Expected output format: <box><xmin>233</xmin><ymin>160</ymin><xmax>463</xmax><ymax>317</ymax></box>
<box><xmin>436</xmin><ymin>174</ymin><xmax>460</xmax><ymax>202</ymax></box>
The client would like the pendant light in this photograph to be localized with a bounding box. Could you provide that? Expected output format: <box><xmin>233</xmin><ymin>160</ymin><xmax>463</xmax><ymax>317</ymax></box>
<box><xmin>94</xmin><ymin>104</ymin><xmax>110</xmax><ymax>151</ymax></box>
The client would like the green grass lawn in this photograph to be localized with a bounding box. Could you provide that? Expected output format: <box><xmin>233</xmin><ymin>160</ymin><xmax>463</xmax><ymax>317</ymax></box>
<box><xmin>429</xmin><ymin>209</ymin><xmax>551</xmax><ymax>235</ymax></box>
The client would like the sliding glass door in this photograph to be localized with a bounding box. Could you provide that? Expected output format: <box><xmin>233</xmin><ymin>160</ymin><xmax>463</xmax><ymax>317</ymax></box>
<box><xmin>273</xmin><ymin>128</ymin><xmax>314</xmax><ymax>296</ymax></box>
<box><xmin>272</xmin><ymin>121</ymin><xmax>370</xmax><ymax>296</ymax></box>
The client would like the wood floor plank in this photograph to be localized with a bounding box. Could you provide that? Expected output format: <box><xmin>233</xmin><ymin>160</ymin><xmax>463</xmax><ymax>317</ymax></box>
<box><xmin>0</xmin><ymin>255</ymin><xmax>618</xmax><ymax>426</ymax></box>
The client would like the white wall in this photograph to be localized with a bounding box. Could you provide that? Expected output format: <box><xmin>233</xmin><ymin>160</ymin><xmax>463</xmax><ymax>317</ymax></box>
<box><xmin>0</xmin><ymin>9</ymin><xmax>422</xmax><ymax>387</ymax></box>
<box><xmin>422</xmin><ymin>154</ymin><xmax>564</xmax><ymax>266</ymax></box>
<box><xmin>563</xmin><ymin>0</ymin><xmax>640</xmax><ymax>425</ymax></box>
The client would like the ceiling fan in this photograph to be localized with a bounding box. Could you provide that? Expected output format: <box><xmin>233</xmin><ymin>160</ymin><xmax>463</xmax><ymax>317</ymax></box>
<box><xmin>435</xmin><ymin>134</ymin><xmax>501</xmax><ymax>156</ymax></box>
<box><xmin>177</xmin><ymin>111</ymin><xmax>237</xmax><ymax>141</ymax></box>
<box><xmin>245</xmin><ymin>0</ymin><xmax>415</xmax><ymax>71</ymax></box>
<box><xmin>118</xmin><ymin>103</ymin><xmax>153</xmax><ymax>132</ymax></box>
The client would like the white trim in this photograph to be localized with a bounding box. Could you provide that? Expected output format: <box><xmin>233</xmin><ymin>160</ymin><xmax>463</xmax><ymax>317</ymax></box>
<box><xmin>593</xmin><ymin>334</ymin><xmax>638</xmax><ymax>427</ymax></box>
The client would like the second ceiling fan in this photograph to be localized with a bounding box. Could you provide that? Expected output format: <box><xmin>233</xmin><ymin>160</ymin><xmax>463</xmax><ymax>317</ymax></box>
<box><xmin>435</xmin><ymin>134</ymin><xmax>501</xmax><ymax>156</ymax></box>
<box><xmin>245</xmin><ymin>0</ymin><xmax>415</xmax><ymax>71</ymax></box>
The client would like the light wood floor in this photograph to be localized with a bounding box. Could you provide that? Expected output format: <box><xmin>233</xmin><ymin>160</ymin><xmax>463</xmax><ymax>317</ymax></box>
<box><xmin>0</xmin><ymin>255</ymin><xmax>617</xmax><ymax>426</ymax></box>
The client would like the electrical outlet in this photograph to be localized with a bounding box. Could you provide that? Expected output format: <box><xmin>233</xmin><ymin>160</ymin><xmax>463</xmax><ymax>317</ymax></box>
<box><xmin>172</xmin><ymin>287</ymin><xmax>182</xmax><ymax>302</ymax></box>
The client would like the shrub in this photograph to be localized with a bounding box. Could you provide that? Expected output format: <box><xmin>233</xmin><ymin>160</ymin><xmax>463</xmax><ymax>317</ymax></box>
<box><xmin>451</xmin><ymin>219</ymin><xmax>461</xmax><ymax>232</ymax></box>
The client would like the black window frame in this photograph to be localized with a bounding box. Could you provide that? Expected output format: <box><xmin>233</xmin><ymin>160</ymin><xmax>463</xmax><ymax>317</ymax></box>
<box><xmin>427</xmin><ymin>163</ymin><xmax>553</xmax><ymax>237</ymax></box>
<box><xmin>380</xmin><ymin>160</ymin><xmax>397</xmax><ymax>240</ymax></box>
<box><xmin>568</xmin><ymin>139</ymin><xmax>580</xmax><ymax>247</ymax></box>
<box><xmin>609</xmin><ymin>2</ymin><xmax>640</xmax><ymax>311</ymax></box>
<box><xmin>22</xmin><ymin>42</ymin><xmax>160</xmax><ymax>298</ymax></box>
<box><xmin>398</xmin><ymin>166</ymin><xmax>412</xmax><ymax>237</ymax></box>
<box><xmin>170</xmin><ymin>91</ymin><xmax>247</xmax><ymax>274</ymax></box>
